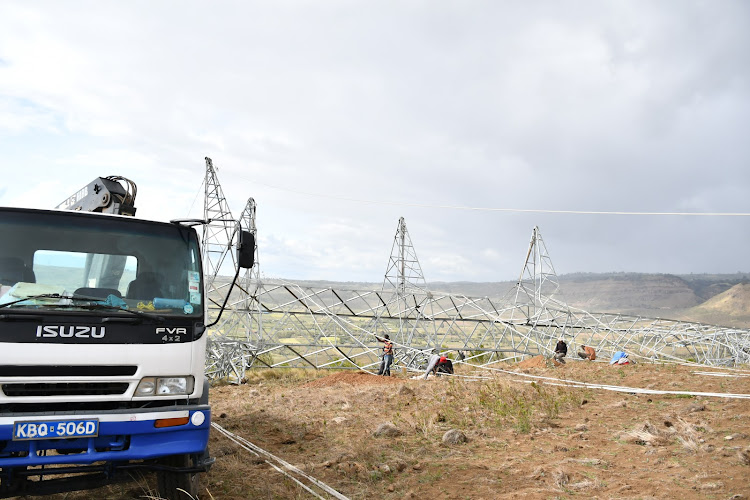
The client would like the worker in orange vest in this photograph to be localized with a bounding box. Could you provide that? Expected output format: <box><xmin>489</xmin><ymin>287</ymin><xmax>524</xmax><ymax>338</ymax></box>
<box><xmin>376</xmin><ymin>335</ymin><xmax>394</xmax><ymax>376</ymax></box>
<box><xmin>578</xmin><ymin>345</ymin><xmax>596</xmax><ymax>361</ymax></box>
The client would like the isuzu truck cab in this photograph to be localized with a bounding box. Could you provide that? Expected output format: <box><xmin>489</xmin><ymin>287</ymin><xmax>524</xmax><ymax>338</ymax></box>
<box><xmin>0</xmin><ymin>203</ymin><xmax>227</xmax><ymax>499</ymax></box>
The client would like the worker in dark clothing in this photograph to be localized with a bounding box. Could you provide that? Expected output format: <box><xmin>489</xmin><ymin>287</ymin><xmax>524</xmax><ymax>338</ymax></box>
<box><xmin>554</xmin><ymin>339</ymin><xmax>568</xmax><ymax>364</ymax></box>
<box><xmin>376</xmin><ymin>334</ymin><xmax>394</xmax><ymax>376</ymax></box>
<box><xmin>435</xmin><ymin>356</ymin><xmax>454</xmax><ymax>375</ymax></box>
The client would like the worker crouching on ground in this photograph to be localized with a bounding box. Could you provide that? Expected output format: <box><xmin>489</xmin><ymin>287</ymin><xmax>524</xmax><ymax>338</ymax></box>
<box><xmin>435</xmin><ymin>356</ymin><xmax>454</xmax><ymax>375</ymax></box>
<box><xmin>376</xmin><ymin>334</ymin><xmax>394</xmax><ymax>376</ymax></box>
<box><xmin>554</xmin><ymin>339</ymin><xmax>568</xmax><ymax>364</ymax></box>
<box><xmin>578</xmin><ymin>345</ymin><xmax>596</xmax><ymax>361</ymax></box>
<box><xmin>423</xmin><ymin>349</ymin><xmax>440</xmax><ymax>379</ymax></box>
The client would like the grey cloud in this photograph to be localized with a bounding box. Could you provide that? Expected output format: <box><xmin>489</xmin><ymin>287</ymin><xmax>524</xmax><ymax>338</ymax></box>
<box><xmin>1</xmin><ymin>1</ymin><xmax>748</xmax><ymax>281</ymax></box>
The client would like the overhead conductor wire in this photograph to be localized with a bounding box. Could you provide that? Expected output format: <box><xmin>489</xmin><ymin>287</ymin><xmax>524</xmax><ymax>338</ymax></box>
<box><xmin>230</xmin><ymin>175</ymin><xmax>750</xmax><ymax>217</ymax></box>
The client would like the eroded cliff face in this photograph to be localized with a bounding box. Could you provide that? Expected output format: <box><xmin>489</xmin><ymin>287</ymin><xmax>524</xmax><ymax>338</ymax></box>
<box><xmin>558</xmin><ymin>274</ymin><xmax>702</xmax><ymax>313</ymax></box>
<box><xmin>429</xmin><ymin>274</ymin><xmax>709</xmax><ymax>315</ymax></box>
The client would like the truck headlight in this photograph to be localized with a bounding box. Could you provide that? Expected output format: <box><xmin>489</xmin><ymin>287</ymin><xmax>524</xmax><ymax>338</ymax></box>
<box><xmin>135</xmin><ymin>376</ymin><xmax>194</xmax><ymax>396</ymax></box>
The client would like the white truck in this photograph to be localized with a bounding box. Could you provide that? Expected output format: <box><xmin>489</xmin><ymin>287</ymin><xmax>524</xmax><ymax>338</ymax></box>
<box><xmin>0</xmin><ymin>176</ymin><xmax>254</xmax><ymax>498</ymax></box>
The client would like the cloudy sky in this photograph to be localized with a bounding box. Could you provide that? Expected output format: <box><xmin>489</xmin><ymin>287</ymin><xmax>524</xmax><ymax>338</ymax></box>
<box><xmin>1</xmin><ymin>1</ymin><xmax>749</xmax><ymax>283</ymax></box>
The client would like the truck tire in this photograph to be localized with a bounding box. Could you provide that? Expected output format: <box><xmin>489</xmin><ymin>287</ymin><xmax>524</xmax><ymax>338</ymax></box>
<box><xmin>156</xmin><ymin>454</ymin><xmax>200</xmax><ymax>500</ymax></box>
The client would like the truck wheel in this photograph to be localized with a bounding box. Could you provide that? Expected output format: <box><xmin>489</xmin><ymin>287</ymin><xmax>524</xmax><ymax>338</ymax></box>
<box><xmin>156</xmin><ymin>454</ymin><xmax>200</xmax><ymax>500</ymax></box>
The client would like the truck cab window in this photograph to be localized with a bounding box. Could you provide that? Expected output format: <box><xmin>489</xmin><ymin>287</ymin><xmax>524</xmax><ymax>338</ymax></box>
<box><xmin>0</xmin><ymin>210</ymin><xmax>202</xmax><ymax>316</ymax></box>
<box><xmin>33</xmin><ymin>250</ymin><xmax>137</xmax><ymax>298</ymax></box>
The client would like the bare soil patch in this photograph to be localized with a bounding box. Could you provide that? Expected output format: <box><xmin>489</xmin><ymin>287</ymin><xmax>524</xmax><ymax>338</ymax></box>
<box><xmin>516</xmin><ymin>354</ymin><xmax>551</xmax><ymax>369</ymax></box>
<box><xmin>50</xmin><ymin>361</ymin><xmax>750</xmax><ymax>499</ymax></box>
<box><xmin>304</xmin><ymin>370</ymin><xmax>403</xmax><ymax>388</ymax></box>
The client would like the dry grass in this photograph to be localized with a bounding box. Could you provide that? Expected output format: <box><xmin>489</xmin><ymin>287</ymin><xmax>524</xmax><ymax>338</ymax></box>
<box><xmin>45</xmin><ymin>363</ymin><xmax>750</xmax><ymax>499</ymax></box>
<box><xmin>618</xmin><ymin>416</ymin><xmax>713</xmax><ymax>453</ymax></box>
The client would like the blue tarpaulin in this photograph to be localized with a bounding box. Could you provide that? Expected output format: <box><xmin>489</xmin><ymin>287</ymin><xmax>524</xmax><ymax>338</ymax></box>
<box><xmin>610</xmin><ymin>351</ymin><xmax>628</xmax><ymax>364</ymax></box>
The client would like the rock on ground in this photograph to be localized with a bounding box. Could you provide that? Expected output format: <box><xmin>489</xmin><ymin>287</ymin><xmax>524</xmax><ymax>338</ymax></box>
<box><xmin>374</xmin><ymin>422</ymin><xmax>402</xmax><ymax>437</ymax></box>
<box><xmin>442</xmin><ymin>429</ymin><xmax>468</xmax><ymax>445</ymax></box>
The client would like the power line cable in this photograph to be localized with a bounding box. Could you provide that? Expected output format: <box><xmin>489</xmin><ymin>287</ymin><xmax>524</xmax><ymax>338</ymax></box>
<box><xmin>186</xmin><ymin>177</ymin><xmax>205</xmax><ymax>218</ymax></box>
<box><xmin>227</xmin><ymin>173</ymin><xmax>750</xmax><ymax>217</ymax></box>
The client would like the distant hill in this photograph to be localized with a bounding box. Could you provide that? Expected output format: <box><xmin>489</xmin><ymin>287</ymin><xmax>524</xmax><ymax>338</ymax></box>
<box><xmin>680</xmin><ymin>282</ymin><xmax>750</xmax><ymax>328</ymax></box>
<box><xmin>555</xmin><ymin>273</ymin><xmax>700</xmax><ymax>314</ymax></box>
<box><xmin>429</xmin><ymin>273</ymin><xmax>749</xmax><ymax>314</ymax></box>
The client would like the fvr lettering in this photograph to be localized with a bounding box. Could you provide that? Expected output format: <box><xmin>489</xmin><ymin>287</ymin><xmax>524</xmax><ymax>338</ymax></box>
<box><xmin>155</xmin><ymin>327</ymin><xmax>187</xmax><ymax>335</ymax></box>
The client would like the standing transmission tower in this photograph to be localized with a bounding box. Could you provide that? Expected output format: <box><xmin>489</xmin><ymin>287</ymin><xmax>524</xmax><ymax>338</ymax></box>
<box><xmin>503</xmin><ymin>226</ymin><xmax>574</xmax><ymax>354</ymax></box>
<box><xmin>511</xmin><ymin>226</ymin><xmax>571</xmax><ymax>321</ymax></box>
<box><xmin>201</xmin><ymin>158</ymin><xmax>261</xmax><ymax>382</ymax></box>
<box><xmin>376</xmin><ymin>217</ymin><xmax>439</xmax><ymax>362</ymax></box>
<box><xmin>230</xmin><ymin>198</ymin><xmax>262</xmax><ymax>343</ymax></box>
<box><xmin>202</xmin><ymin>157</ymin><xmax>238</xmax><ymax>312</ymax></box>
<box><xmin>382</xmin><ymin>217</ymin><xmax>428</xmax><ymax>294</ymax></box>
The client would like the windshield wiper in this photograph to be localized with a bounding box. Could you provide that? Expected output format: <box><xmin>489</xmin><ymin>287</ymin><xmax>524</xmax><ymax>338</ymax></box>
<box><xmin>0</xmin><ymin>293</ymin><xmax>67</xmax><ymax>309</ymax></box>
<box><xmin>0</xmin><ymin>293</ymin><xmax>164</xmax><ymax>322</ymax></box>
<box><xmin>70</xmin><ymin>302</ymin><xmax>165</xmax><ymax>322</ymax></box>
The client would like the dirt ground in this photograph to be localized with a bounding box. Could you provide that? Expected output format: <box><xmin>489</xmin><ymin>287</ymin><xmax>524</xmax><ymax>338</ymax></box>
<box><xmin>53</xmin><ymin>359</ymin><xmax>750</xmax><ymax>499</ymax></box>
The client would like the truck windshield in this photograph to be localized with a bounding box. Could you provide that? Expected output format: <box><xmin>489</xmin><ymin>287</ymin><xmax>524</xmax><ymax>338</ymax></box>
<box><xmin>0</xmin><ymin>208</ymin><xmax>202</xmax><ymax>317</ymax></box>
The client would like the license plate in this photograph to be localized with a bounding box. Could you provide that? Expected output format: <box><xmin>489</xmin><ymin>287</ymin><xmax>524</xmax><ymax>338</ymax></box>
<box><xmin>12</xmin><ymin>419</ymin><xmax>99</xmax><ymax>441</ymax></box>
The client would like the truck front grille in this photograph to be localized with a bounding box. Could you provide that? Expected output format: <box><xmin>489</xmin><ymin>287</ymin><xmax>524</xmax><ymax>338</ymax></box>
<box><xmin>0</xmin><ymin>398</ymin><xmax>196</xmax><ymax>413</ymax></box>
<box><xmin>1</xmin><ymin>383</ymin><xmax>130</xmax><ymax>397</ymax></box>
<box><xmin>0</xmin><ymin>365</ymin><xmax>137</xmax><ymax>377</ymax></box>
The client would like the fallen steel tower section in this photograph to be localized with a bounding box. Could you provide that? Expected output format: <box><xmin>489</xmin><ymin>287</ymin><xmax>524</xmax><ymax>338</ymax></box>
<box><xmin>201</xmin><ymin>161</ymin><xmax>750</xmax><ymax>381</ymax></box>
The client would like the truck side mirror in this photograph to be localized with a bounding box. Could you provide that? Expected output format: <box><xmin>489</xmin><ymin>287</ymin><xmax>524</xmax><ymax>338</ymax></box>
<box><xmin>237</xmin><ymin>230</ymin><xmax>255</xmax><ymax>269</ymax></box>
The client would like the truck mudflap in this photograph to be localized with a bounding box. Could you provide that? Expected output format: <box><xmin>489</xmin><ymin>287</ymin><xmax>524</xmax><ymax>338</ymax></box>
<box><xmin>0</xmin><ymin>405</ymin><xmax>210</xmax><ymax>468</ymax></box>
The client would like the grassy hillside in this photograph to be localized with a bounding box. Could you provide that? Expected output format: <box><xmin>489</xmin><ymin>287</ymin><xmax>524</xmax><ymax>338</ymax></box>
<box><xmin>680</xmin><ymin>282</ymin><xmax>750</xmax><ymax>327</ymax></box>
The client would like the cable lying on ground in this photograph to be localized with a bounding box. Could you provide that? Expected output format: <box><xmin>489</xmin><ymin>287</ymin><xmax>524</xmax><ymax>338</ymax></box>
<box><xmin>212</xmin><ymin>422</ymin><xmax>351</xmax><ymax>500</ymax></box>
<box><xmin>461</xmin><ymin>361</ymin><xmax>750</xmax><ymax>400</ymax></box>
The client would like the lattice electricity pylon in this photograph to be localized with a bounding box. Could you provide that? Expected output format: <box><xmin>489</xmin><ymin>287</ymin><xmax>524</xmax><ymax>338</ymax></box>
<box><xmin>498</xmin><ymin>226</ymin><xmax>576</xmax><ymax>359</ymax></box>
<box><xmin>201</xmin><ymin>158</ymin><xmax>263</xmax><ymax>383</ymax></box>
<box><xmin>382</xmin><ymin>217</ymin><xmax>428</xmax><ymax>295</ymax></box>
<box><xmin>204</xmin><ymin>197</ymin><xmax>265</xmax><ymax>383</ymax></box>
<box><xmin>202</xmin><ymin>157</ymin><xmax>238</xmax><ymax>305</ymax></box>
<box><xmin>509</xmin><ymin>227</ymin><xmax>570</xmax><ymax>320</ymax></box>
<box><xmin>233</xmin><ymin>198</ymin><xmax>262</xmax><ymax>336</ymax></box>
<box><xmin>370</xmin><ymin>217</ymin><xmax>440</xmax><ymax>367</ymax></box>
<box><xmin>210</xmin><ymin>197</ymin><xmax>262</xmax><ymax>337</ymax></box>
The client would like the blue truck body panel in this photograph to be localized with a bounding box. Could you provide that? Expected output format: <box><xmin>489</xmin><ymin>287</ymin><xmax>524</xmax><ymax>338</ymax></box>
<box><xmin>0</xmin><ymin>408</ymin><xmax>210</xmax><ymax>468</ymax></box>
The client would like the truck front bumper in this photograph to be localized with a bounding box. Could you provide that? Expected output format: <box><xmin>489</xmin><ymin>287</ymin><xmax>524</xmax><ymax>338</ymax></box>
<box><xmin>0</xmin><ymin>405</ymin><xmax>210</xmax><ymax>467</ymax></box>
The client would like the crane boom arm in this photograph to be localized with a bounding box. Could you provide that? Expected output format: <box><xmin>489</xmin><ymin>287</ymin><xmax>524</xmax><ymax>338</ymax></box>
<box><xmin>56</xmin><ymin>176</ymin><xmax>137</xmax><ymax>216</ymax></box>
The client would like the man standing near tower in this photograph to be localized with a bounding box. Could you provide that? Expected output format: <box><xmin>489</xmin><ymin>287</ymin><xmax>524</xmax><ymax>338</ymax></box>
<box><xmin>376</xmin><ymin>335</ymin><xmax>394</xmax><ymax>376</ymax></box>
